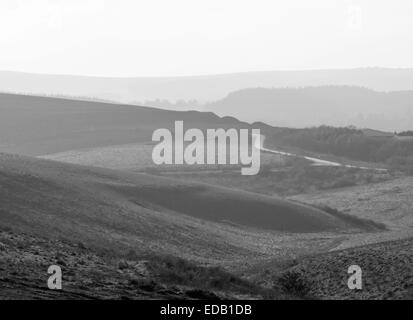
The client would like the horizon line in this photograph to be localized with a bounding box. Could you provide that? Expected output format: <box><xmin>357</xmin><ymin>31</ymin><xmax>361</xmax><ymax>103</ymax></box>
<box><xmin>1</xmin><ymin>66</ymin><xmax>413</xmax><ymax>80</ymax></box>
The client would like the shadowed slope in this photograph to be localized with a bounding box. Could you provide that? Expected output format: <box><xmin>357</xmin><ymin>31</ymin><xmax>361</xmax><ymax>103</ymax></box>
<box><xmin>121</xmin><ymin>183</ymin><xmax>350</xmax><ymax>233</ymax></box>
<box><xmin>0</xmin><ymin>93</ymin><xmax>245</xmax><ymax>156</ymax></box>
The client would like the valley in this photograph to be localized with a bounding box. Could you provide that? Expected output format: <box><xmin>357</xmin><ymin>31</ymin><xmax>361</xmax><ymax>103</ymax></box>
<box><xmin>0</xmin><ymin>93</ymin><xmax>412</xmax><ymax>300</ymax></box>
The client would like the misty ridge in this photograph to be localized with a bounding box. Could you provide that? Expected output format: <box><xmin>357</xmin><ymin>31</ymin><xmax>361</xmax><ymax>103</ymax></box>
<box><xmin>206</xmin><ymin>86</ymin><xmax>413</xmax><ymax>131</ymax></box>
<box><xmin>4</xmin><ymin>68</ymin><xmax>413</xmax><ymax>105</ymax></box>
<box><xmin>2</xmin><ymin>68</ymin><xmax>413</xmax><ymax>132</ymax></box>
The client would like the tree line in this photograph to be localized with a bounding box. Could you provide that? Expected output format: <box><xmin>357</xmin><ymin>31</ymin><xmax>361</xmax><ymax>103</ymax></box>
<box><xmin>268</xmin><ymin>126</ymin><xmax>413</xmax><ymax>173</ymax></box>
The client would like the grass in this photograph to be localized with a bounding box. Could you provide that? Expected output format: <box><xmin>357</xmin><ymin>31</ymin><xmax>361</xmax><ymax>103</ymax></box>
<box><xmin>276</xmin><ymin>238</ymin><xmax>413</xmax><ymax>300</ymax></box>
<box><xmin>81</xmin><ymin>245</ymin><xmax>287</xmax><ymax>298</ymax></box>
<box><xmin>134</xmin><ymin>253</ymin><xmax>288</xmax><ymax>299</ymax></box>
<box><xmin>159</xmin><ymin>160</ymin><xmax>393</xmax><ymax>198</ymax></box>
<box><xmin>314</xmin><ymin>205</ymin><xmax>388</xmax><ymax>232</ymax></box>
<box><xmin>276</xmin><ymin>270</ymin><xmax>313</xmax><ymax>298</ymax></box>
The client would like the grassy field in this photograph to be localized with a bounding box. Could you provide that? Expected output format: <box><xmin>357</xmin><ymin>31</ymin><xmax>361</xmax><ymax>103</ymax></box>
<box><xmin>40</xmin><ymin>142</ymin><xmax>407</xmax><ymax>250</ymax></box>
<box><xmin>2</xmin><ymin>152</ymin><xmax>372</xmax><ymax>265</ymax></box>
<box><xmin>42</xmin><ymin>141</ymin><xmax>286</xmax><ymax>171</ymax></box>
<box><xmin>290</xmin><ymin>176</ymin><xmax>413</xmax><ymax>232</ymax></box>
<box><xmin>154</xmin><ymin>163</ymin><xmax>393</xmax><ymax>197</ymax></box>
<box><xmin>42</xmin><ymin>142</ymin><xmax>394</xmax><ymax>197</ymax></box>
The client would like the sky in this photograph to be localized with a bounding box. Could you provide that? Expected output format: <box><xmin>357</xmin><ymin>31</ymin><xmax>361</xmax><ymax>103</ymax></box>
<box><xmin>0</xmin><ymin>0</ymin><xmax>412</xmax><ymax>77</ymax></box>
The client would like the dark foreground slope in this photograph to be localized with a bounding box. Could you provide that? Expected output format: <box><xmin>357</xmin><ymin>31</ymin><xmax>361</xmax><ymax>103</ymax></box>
<box><xmin>0</xmin><ymin>93</ymin><xmax>244</xmax><ymax>156</ymax></box>
<box><xmin>0</xmin><ymin>229</ymin><xmax>275</xmax><ymax>300</ymax></box>
<box><xmin>249</xmin><ymin>238</ymin><xmax>412</xmax><ymax>300</ymax></box>
<box><xmin>283</xmin><ymin>238</ymin><xmax>413</xmax><ymax>299</ymax></box>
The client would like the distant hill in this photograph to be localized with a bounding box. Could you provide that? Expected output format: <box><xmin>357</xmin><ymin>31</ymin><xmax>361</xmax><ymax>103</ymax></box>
<box><xmin>2</xmin><ymin>68</ymin><xmax>413</xmax><ymax>106</ymax></box>
<box><xmin>0</xmin><ymin>93</ymin><xmax>245</xmax><ymax>156</ymax></box>
<box><xmin>362</xmin><ymin>128</ymin><xmax>394</xmax><ymax>137</ymax></box>
<box><xmin>206</xmin><ymin>86</ymin><xmax>413</xmax><ymax>131</ymax></box>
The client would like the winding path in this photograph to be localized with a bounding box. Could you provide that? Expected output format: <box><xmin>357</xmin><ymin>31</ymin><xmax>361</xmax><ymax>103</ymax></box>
<box><xmin>254</xmin><ymin>134</ymin><xmax>387</xmax><ymax>172</ymax></box>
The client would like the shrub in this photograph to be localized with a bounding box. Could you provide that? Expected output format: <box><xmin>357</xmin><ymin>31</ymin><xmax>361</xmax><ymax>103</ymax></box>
<box><xmin>315</xmin><ymin>205</ymin><xmax>387</xmax><ymax>231</ymax></box>
<box><xmin>277</xmin><ymin>270</ymin><xmax>312</xmax><ymax>297</ymax></box>
<box><xmin>125</xmin><ymin>248</ymin><xmax>139</xmax><ymax>260</ymax></box>
<box><xmin>146</xmin><ymin>254</ymin><xmax>263</xmax><ymax>295</ymax></box>
<box><xmin>129</xmin><ymin>278</ymin><xmax>158</xmax><ymax>292</ymax></box>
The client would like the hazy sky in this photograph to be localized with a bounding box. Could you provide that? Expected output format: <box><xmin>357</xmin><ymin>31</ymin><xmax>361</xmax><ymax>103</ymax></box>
<box><xmin>1</xmin><ymin>0</ymin><xmax>412</xmax><ymax>77</ymax></box>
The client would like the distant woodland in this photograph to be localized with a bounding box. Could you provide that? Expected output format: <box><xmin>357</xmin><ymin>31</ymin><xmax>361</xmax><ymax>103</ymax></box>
<box><xmin>267</xmin><ymin>126</ymin><xmax>413</xmax><ymax>173</ymax></box>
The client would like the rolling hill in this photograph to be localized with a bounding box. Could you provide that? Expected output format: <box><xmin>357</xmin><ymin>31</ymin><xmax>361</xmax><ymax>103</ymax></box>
<box><xmin>1</xmin><ymin>92</ymin><xmax>410</xmax><ymax>300</ymax></box>
<box><xmin>0</xmin><ymin>153</ymin><xmax>365</xmax><ymax>243</ymax></box>
<box><xmin>253</xmin><ymin>237</ymin><xmax>413</xmax><ymax>300</ymax></box>
<box><xmin>0</xmin><ymin>152</ymin><xmax>409</xmax><ymax>299</ymax></box>
<box><xmin>0</xmin><ymin>153</ymin><xmax>384</xmax><ymax>270</ymax></box>
<box><xmin>0</xmin><ymin>93</ymin><xmax>245</xmax><ymax>156</ymax></box>
<box><xmin>206</xmin><ymin>86</ymin><xmax>413</xmax><ymax>131</ymax></box>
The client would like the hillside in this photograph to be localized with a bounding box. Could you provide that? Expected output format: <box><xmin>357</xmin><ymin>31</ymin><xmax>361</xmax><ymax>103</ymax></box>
<box><xmin>0</xmin><ymin>153</ymin><xmax>368</xmax><ymax>246</ymax></box>
<box><xmin>206</xmin><ymin>86</ymin><xmax>413</xmax><ymax>131</ymax></box>
<box><xmin>252</xmin><ymin>237</ymin><xmax>412</xmax><ymax>300</ymax></box>
<box><xmin>0</xmin><ymin>228</ymin><xmax>275</xmax><ymax>300</ymax></box>
<box><xmin>0</xmin><ymin>152</ymin><xmax>397</xmax><ymax>299</ymax></box>
<box><xmin>289</xmin><ymin>176</ymin><xmax>413</xmax><ymax>239</ymax></box>
<box><xmin>291</xmin><ymin>237</ymin><xmax>412</xmax><ymax>299</ymax></box>
<box><xmin>1</xmin><ymin>91</ymin><xmax>411</xmax><ymax>300</ymax></box>
<box><xmin>258</xmin><ymin>126</ymin><xmax>413</xmax><ymax>173</ymax></box>
<box><xmin>0</xmin><ymin>93</ymin><xmax>245</xmax><ymax>156</ymax></box>
<box><xmin>1</xmin><ymin>153</ymin><xmax>379</xmax><ymax>259</ymax></box>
